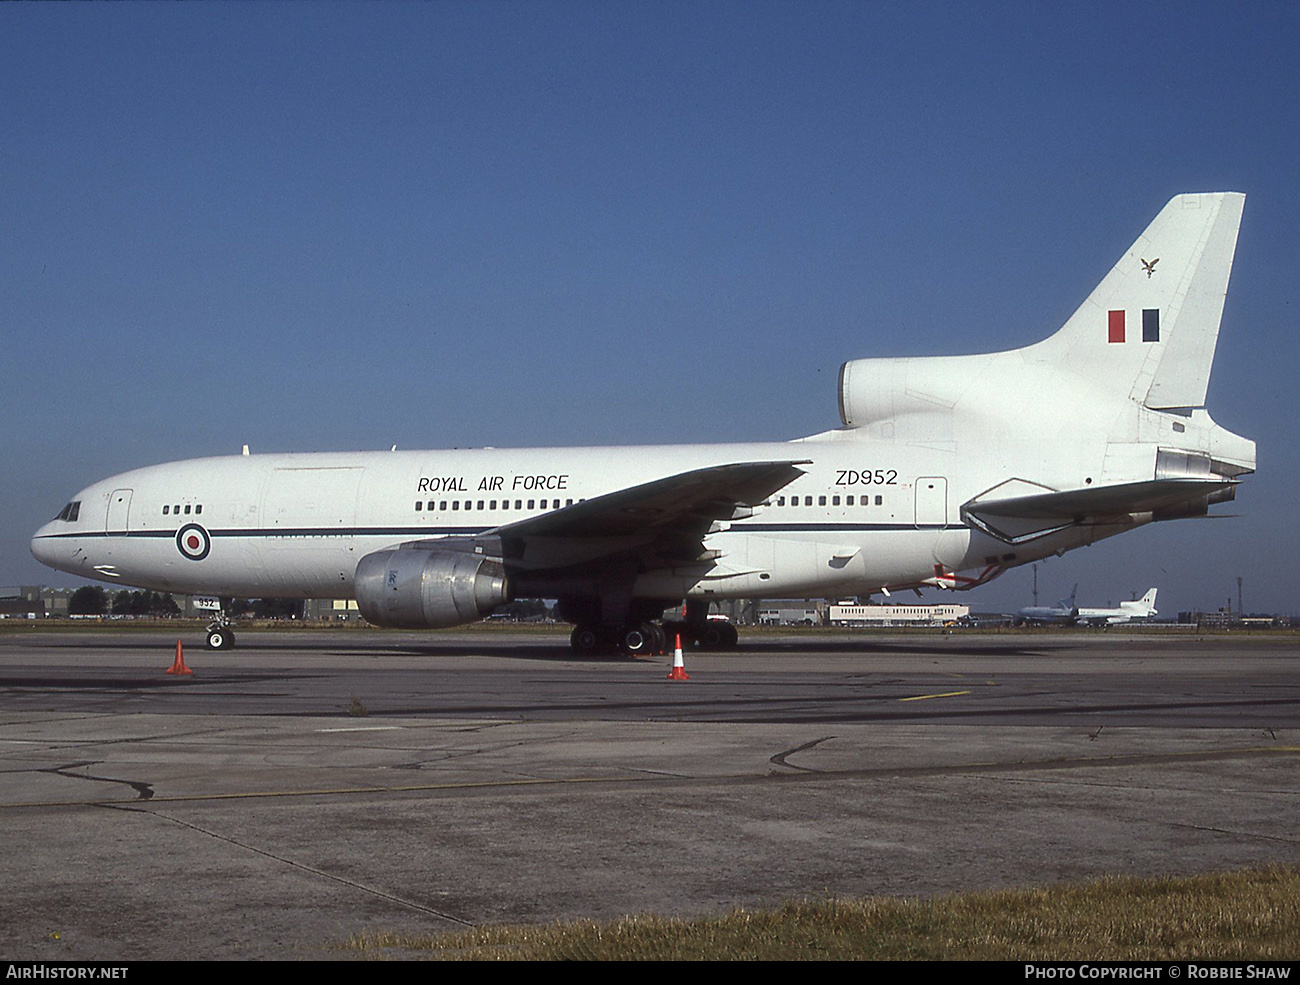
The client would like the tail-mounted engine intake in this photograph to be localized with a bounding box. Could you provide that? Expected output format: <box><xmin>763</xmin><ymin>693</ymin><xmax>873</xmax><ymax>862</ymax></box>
<box><xmin>354</xmin><ymin>544</ymin><xmax>510</xmax><ymax>629</ymax></box>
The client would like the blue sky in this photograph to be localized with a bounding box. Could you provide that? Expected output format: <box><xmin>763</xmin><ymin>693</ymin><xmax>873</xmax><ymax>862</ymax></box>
<box><xmin>4</xmin><ymin>2</ymin><xmax>1297</xmax><ymax>616</ymax></box>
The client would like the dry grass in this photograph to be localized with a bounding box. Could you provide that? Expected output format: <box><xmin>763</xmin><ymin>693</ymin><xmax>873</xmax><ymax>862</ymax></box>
<box><xmin>343</xmin><ymin>867</ymin><xmax>1300</xmax><ymax>960</ymax></box>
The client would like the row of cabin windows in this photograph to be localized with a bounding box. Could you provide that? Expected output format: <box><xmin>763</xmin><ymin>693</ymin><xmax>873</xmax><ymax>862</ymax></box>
<box><xmin>417</xmin><ymin>495</ymin><xmax>885</xmax><ymax>513</ymax></box>
<box><xmin>416</xmin><ymin>498</ymin><xmax>578</xmax><ymax>513</ymax></box>
<box><xmin>162</xmin><ymin>504</ymin><xmax>202</xmax><ymax>516</ymax></box>
<box><xmin>773</xmin><ymin>494</ymin><xmax>884</xmax><ymax>507</ymax></box>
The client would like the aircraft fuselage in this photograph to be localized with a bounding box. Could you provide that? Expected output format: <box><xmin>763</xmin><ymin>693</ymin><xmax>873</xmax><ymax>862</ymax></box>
<box><xmin>30</xmin><ymin>437</ymin><xmax>1122</xmax><ymax>604</ymax></box>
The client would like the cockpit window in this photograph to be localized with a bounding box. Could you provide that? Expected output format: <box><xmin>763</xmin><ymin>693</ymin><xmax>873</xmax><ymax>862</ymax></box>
<box><xmin>55</xmin><ymin>501</ymin><xmax>81</xmax><ymax>522</ymax></box>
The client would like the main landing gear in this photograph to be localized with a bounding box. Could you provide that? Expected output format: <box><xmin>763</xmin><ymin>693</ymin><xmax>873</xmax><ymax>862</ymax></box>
<box><xmin>567</xmin><ymin>611</ymin><xmax>739</xmax><ymax>656</ymax></box>
<box><xmin>560</xmin><ymin>594</ymin><xmax>740</xmax><ymax>657</ymax></box>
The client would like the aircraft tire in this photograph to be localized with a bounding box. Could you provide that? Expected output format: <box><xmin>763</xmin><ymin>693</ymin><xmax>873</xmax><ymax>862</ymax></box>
<box><xmin>206</xmin><ymin>628</ymin><xmax>234</xmax><ymax>651</ymax></box>
<box><xmin>570</xmin><ymin>625</ymin><xmax>603</xmax><ymax>656</ymax></box>
<box><xmin>622</xmin><ymin>622</ymin><xmax>660</xmax><ymax>657</ymax></box>
<box><xmin>696</xmin><ymin>622</ymin><xmax>725</xmax><ymax>650</ymax></box>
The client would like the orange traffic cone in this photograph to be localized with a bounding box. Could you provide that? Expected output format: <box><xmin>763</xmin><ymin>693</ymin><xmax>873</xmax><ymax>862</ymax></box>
<box><xmin>166</xmin><ymin>640</ymin><xmax>193</xmax><ymax>676</ymax></box>
<box><xmin>666</xmin><ymin>634</ymin><xmax>690</xmax><ymax>680</ymax></box>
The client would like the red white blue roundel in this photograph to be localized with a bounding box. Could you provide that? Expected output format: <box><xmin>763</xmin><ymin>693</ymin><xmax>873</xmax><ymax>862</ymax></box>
<box><xmin>176</xmin><ymin>523</ymin><xmax>211</xmax><ymax>561</ymax></box>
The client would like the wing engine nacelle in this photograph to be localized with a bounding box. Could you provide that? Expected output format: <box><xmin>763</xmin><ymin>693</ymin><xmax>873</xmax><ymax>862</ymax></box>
<box><xmin>354</xmin><ymin>546</ymin><xmax>510</xmax><ymax>629</ymax></box>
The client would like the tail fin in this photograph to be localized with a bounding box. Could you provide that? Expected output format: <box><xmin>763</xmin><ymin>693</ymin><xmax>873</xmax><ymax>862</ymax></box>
<box><xmin>1137</xmin><ymin>588</ymin><xmax>1157</xmax><ymax>610</ymax></box>
<box><xmin>1061</xmin><ymin>584</ymin><xmax>1078</xmax><ymax>611</ymax></box>
<box><xmin>1029</xmin><ymin>193</ymin><xmax>1244</xmax><ymax>409</ymax></box>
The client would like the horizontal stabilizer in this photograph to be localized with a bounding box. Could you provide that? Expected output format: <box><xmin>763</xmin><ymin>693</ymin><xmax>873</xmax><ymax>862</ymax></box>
<box><xmin>963</xmin><ymin>477</ymin><xmax>1236</xmax><ymax>544</ymax></box>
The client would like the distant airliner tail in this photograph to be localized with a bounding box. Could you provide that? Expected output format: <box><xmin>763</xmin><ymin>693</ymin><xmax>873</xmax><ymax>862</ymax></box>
<box><xmin>1061</xmin><ymin>584</ymin><xmax>1077</xmax><ymax>612</ymax></box>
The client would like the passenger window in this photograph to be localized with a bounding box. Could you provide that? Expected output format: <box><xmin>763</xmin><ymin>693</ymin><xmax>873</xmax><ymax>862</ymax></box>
<box><xmin>527</xmin><ymin>499</ymin><xmax>535</xmax><ymax>510</ymax></box>
<box><xmin>818</xmin><ymin>496</ymin><xmax>826</xmax><ymax>506</ymax></box>
<box><xmin>415</xmin><ymin>502</ymin><xmax>423</xmax><ymax>511</ymax></box>
<box><xmin>452</xmin><ymin>502</ymin><xmax>459</xmax><ymax>511</ymax></box>
<box><xmin>777</xmin><ymin>497</ymin><xmax>785</xmax><ymax>506</ymax></box>
<box><xmin>847</xmin><ymin>495</ymin><xmax>855</xmax><ymax>506</ymax></box>
<box><xmin>875</xmin><ymin>495</ymin><xmax>883</xmax><ymax>505</ymax></box>
<box><xmin>439</xmin><ymin>501</ymin><xmax>447</xmax><ymax>511</ymax></box>
<box><xmin>477</xmin><ymin>500</ymin><xmax>484</xmax><ymax>510</ymax></box>
<box><xmin>490</xmin><ymin>500</ymin><xmax>497</xmax><ymax>510</ymax></box>
<box><xmin>515</xmin><ymin>500</ymin><xmax>522</xmax><ymax>509</ymax></box>
<box><xmin>184</xmin><ymin>505</ymin><xmax>192</xmax><ymax>514</ymax></box>
<box><xmin>832</xmin><ymin>496</ymin><xmax>840</xmax><ymax>506</ymax></box>
<box><xmin>163</xmin><ymin>505</ymin><xmax>170</xmax><ymax>515</ymax></box>
<box><xmin>194</xmin><ymin>505</ymin><xmax>202</xmax><ymax>515</ymax></box>
<box><xmin>804</xmin><ymin>496</ymin><xmax>812</xmax><ymax>506</ymax></box>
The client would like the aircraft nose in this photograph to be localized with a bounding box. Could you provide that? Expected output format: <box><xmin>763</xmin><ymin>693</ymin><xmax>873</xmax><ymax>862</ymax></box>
<box><xmin>30</xmin><ymin>523</ymin><xmax>61</xmax><ymax>569</ymax></box>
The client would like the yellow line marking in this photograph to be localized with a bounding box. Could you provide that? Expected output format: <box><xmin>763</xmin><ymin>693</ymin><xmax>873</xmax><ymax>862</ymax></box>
<box><xmin>899</xmin><ymin>690</ymin><xmax>972</xmax><ymax>702</ymax></box>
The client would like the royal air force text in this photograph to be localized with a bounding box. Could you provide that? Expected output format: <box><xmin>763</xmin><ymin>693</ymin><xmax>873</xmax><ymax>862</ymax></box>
<box><xmin>417</xmin><ymin>475</ymin><xmax>569</xmax><ymax>494</ymax></box>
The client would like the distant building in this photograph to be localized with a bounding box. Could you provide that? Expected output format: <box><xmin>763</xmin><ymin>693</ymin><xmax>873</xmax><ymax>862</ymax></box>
<box><xmin>1178</xmin><ymin>610</ymin><xmax>1292</xmax><ymax>628</ymax></box>
<box><xmin>828</xmin><ymin>603</ymin><xmax>969</xmax><ymax>627</ymax></box>
<box><xmin>757</xmin><ymin>601</ymin><xmax>824</xmax><ymax>626</ymax></box>
<box><xmin>0</xmin><ymin>586</ymin><xmax>73</xmax><ymax>619</ymax></box>
<box><xmin>303</xmin><ymin>598</ymin><xmax>362</xmax><ymax>621</ymax></box>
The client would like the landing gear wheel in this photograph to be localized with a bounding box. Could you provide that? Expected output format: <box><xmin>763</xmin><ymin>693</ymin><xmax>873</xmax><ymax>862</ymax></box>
<box><xmin>622</xmin><ymin>623</ymin><xmax>657</xmax><ymax>657</ymax></box>
<box><xmin>693</xmin><ymin>621</ymin><xmax>739</xmax><ymax>650</ymax></box>
<box><xmin>649</xmin><ymin>623</ymin><xmax>667</xmax><ymax>655</ymax></box>
<box><xmin>206</xmin><ymin>628</ymin><xmax>234</xmax><ymax>651</ymax></box>
<box><xmin>570</xmin><ymin>624</ymin><xmax>603</xmax><ymax>656</ymax></box>
<box><xmin>696</xmin><ymin>622</ymin><xmax>725</xmax><ymax>649</ymax></box>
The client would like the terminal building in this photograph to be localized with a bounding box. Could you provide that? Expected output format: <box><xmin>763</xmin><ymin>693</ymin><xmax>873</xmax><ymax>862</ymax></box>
<box><xmin>828</xmin><ymin>603</ymin><xmax>969</xmax><ymax>627</ymax></box>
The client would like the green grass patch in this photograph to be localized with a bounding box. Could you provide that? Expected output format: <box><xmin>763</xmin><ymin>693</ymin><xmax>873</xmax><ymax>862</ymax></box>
<box><xmin>342</xmin><ymin>867</ymin><xmax>1300</xmax><ymax>960</ymax></box>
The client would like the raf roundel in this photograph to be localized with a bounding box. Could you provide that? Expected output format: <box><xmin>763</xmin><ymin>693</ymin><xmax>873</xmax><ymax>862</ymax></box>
<box><xmin>176</xmin><ymin>523</ymin><xmax>211</xmax><ymax>561</ymax></box>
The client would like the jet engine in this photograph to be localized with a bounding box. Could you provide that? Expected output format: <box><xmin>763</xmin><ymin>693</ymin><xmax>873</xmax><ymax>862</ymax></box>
<box><xmin>354</xmin><ymin>546</ymin><xmax>510</xmax><ymax>629</ymax></box>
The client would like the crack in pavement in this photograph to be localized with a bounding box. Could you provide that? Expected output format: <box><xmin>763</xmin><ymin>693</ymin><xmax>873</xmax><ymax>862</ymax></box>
<box><xmin>108</xmin><ymin>803</ymin><xmax>476</xmax><ymax>927</ymax></box>
<box><xmin>39</xmin><ymin>761</ymin><xmax>154</xmax><ymax>800</ymax></box>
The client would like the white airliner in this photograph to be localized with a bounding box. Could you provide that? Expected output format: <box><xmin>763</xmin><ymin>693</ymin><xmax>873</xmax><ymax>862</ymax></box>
<box><xmin>1077</xmin><ymin>588</ymin><xmax>1159</xmax><ymax>626</ymax></box>
<box><xmin>1015</xmin><ymin>586</ymin><xmax>1159</xmax><ymax>626</ymax></box>
<box><xmin>31</xmin><ymin>193</ymin><xmax>1255</xmax><ymax>654</ymax></box>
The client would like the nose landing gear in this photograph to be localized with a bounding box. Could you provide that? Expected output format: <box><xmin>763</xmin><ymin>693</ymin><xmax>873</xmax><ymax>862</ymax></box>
<box><xmin>204</xmin><ymin>612</ymin><xmax>235</xmax><ymax>651</ymax></box>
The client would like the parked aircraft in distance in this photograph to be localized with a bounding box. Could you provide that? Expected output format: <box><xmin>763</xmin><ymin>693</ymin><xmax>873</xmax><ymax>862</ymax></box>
<box><xmin>1015</xmin><ymin>587</ymin><xmax>1159</xmax><ymax>626</ymax></box>
<box><xmin>1077</xmin><ymin>588</ymin><xmax>1159</xmax><ymax>625</ymax></box>
<box><xmin>1014</xmin><ymin>585</ymin><xmax>1079</xmax><ymax>626</ymax></box>
<box><xmin>31</xmin><ymin>194</ymin><xmax>1255</xmax><ymax>654</ymax></box>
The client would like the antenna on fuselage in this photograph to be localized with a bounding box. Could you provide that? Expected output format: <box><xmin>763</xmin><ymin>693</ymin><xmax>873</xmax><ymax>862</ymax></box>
<box><xmin>242</xmin><ymin>445</ymin><xmax>249</xmax><ymax>456</ymax></box>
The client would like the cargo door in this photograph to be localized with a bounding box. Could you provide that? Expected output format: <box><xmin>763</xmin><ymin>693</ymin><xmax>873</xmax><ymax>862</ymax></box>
<box><xmin>914</xmin><ymin>477</ymin><xmax>948</xmax><ymax>527</ymax></box>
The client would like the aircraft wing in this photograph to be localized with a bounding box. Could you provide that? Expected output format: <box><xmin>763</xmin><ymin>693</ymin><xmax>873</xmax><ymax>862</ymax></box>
<box><xmin>963</xmin><ymin>477</ymin><xmax>1237</xmax><ymax>544</ymax></box>
<box><xmin>494</xmin><ymin>460</ymin><xmax>807</xmax><ymax>540</ymax></box>
<box><xmin>405</xmin><ymin>460</ymin><xmax>809</xmax><ymax>571</ymax></box>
